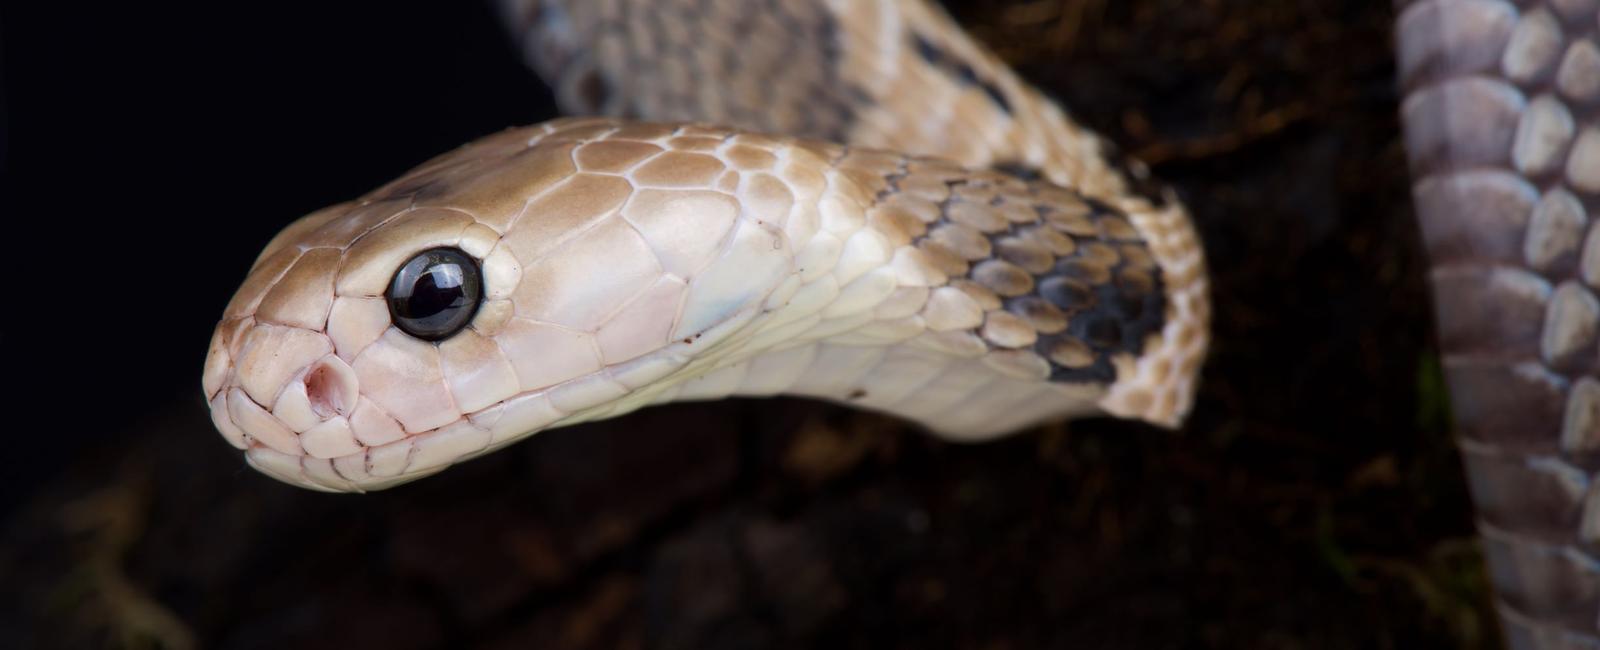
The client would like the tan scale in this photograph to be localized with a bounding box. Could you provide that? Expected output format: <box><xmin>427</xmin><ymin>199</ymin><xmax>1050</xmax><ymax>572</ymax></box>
<box><xmin>207</xmin><ymin>1</ymin><xmax>1210</xmax><ymax>499</ymax></box>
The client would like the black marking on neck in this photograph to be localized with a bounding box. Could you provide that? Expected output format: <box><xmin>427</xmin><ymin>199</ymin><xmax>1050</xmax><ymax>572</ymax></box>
<box><xmin>1098</xmin><ymin>137</ymin><xmax>1172</xmax><ymax>208</ymax></box>
<box><xmin>901</xmin><ymin>169</ymin><xmax>1166</xmax><ymax>387</ymax></box>
<box><xmin>992</xmin><ymin>161</ymin><xmax>1043</xmax><ymax>182</ymax></box>
<box><xmin>1037</xmin><ymin>199</ymin><xmax>1167</xmax><ymax>384</ymax></box>
<box><xmin>911</xmin><ymin>33</ymin><xmax>1012</xmax><ymax>115</ymax></box>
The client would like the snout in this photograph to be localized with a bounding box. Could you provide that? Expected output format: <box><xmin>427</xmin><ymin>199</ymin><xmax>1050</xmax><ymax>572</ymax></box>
<box><xmin>204</xmin><ymin>319</ymin><xmax>364</xmax><ymax>484</ymax></box>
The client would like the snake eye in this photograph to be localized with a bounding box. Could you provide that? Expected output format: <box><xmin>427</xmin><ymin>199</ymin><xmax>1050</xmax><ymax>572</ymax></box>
<box><xmin>386</xmin><ymin>247</ymin><xmax>483</xmax><ymax>341</ymax></box>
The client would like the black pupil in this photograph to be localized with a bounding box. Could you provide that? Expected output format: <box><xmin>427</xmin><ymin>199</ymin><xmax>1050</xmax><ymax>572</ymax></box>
<box><xmin>386</xmin><ymin>248</ymin><xmax>482</xmax><ymax>341</ymax></box>
<box><xmin>410</xmin><ymin>264</ymin><xmax>467</xmax><ymax>314</ymax></box>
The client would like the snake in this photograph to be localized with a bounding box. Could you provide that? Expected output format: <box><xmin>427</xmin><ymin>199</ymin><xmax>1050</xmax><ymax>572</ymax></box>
<box><xmin>195</xmin><ymin>0</ymin><xmax>1595</xmax><ymax>645</ymax></box>
<box><xmin>1400</xmin><ymin>1</ymin><xmax>1600</xmax><ymax>646</ymax></box>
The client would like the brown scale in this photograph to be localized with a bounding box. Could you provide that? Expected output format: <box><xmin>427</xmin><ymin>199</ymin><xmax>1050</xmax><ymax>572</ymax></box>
<box><xmin>891</xmin><ymin>164</ymin><xmax>1167</xmax><ymax>385</ymax></box>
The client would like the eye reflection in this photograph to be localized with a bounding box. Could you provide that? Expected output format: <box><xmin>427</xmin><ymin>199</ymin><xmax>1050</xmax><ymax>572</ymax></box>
<box><xmin>386</xmin><ymin>248</ymin><xmax>483</xmax><ymax>341</ymax></box>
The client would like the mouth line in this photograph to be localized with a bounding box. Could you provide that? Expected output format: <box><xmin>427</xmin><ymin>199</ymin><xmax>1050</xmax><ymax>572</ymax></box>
<box><xmin>219</xmin><ymin>318</ymin><xmax>724</xmax><ymax>492</ymax></box>
<box><xmin>240</xmin><ymin>411</ymin><xmax>506</xmax><ymax>493</ymax></box>
<box><xmin>228</xmin><ymin>366</ymin><xmax>656</xmax><ymax>492</ymax></box>
<box><xmin>229</xmin><ymin>382</ymin><xmax>541</xmax><ymax>492</ymax></box>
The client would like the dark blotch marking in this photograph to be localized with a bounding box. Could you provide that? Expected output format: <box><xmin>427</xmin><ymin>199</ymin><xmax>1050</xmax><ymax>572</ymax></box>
<box><xmin>1082</xmin><ymin>317</ymin><xmax>1121</xmax><ymax>348</ymax></box>
<box><xmin>1098</xmin><ymin>137</ymin><xmax>1171</xmax><ymax>208</ymax></box>
<box><xmin>993</xmin><ymin>161</ymin><xmax>1043</xmax><ymax>182</ymax></box>
<box><xmin>1034</xmin><ymin>200</ymin><xmax>1166</xmax><ymax>382</ymax></box>
<box><xmin>573</xmin><ymin>67</ymin><xmax>611</xmax><ymax>112</ymax></box>
<box><xmin>1040</xmin><ymin>277</ymin><xmax>1096</xmax><ymax>311</ymax></box>
<box><xmin>1083</xmin><ymin>196</ymin><xmax>1118</xmax><ymax>216</ymax></box>
<box><xmin>1116</xmin><ymin>293</ymin><xmax>1147</xmax><ymax>323</ymax></box>
<box><xmin>909</xmin><ymin>172</ymin><xmax>1166</xmax><ymax>387</ymax></box>
<box><xmin>912</xmin><ymin>33</ymin><xmax>1012</xmax><ymax>114</ymax></box>
<box><xmin>848</xmin><ymin>389</ymin><xmax>868</xmax><ymax>400</ymax></box>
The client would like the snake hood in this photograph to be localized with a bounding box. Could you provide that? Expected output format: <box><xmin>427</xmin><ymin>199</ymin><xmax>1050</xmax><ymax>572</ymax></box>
<box><xmin>203</xmin><ymin>118</ymin><xmax>1207</xmax><ymax>492</ymax></box>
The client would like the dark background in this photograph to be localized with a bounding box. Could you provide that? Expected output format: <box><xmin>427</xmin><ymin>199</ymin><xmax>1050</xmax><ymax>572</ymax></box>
<box><xmin>3</xmin><ymin>0</ymin><xmax>553</xmax><ymax>494</ymax></box>
<box><xmin>2</xmin><ymin>1</ymin><xmax>1488</xmax><ymax>648</ymax></box>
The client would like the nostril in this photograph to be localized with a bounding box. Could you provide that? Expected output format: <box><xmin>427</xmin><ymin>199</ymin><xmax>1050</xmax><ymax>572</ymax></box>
<box><xmin>305</xmin><ymin>356</ymin><xmax>358</xmax><ymax>419</ymax></box>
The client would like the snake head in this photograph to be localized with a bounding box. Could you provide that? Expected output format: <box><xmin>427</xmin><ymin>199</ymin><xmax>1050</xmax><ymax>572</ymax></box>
<box><xmin>203</xmin><ymin>120</ymin><xmax>800</xmax><ymax>491</ymax></box>
<box><xmin>201</xmin><ymin>201</ymin><xmax>526</xmax><ymax>492</ymax></box>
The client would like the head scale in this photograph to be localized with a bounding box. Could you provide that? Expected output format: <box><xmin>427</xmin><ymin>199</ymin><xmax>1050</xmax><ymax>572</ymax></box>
<box><xmin>204</xmin><ymin>119</ymin><xmax>791</xmax><ymax>491</ymax></box>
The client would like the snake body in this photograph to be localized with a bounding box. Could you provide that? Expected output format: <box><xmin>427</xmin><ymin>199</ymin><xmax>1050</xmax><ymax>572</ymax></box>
<box><xmin>202</xmin><ymin>0</ymin><xmax>1592</xmax><ymax>646</ymax></box>
<box><xmin>1398</xmin><ymin>0</ymin><xmax>1600</xmax><ymax>645</ymax></box>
